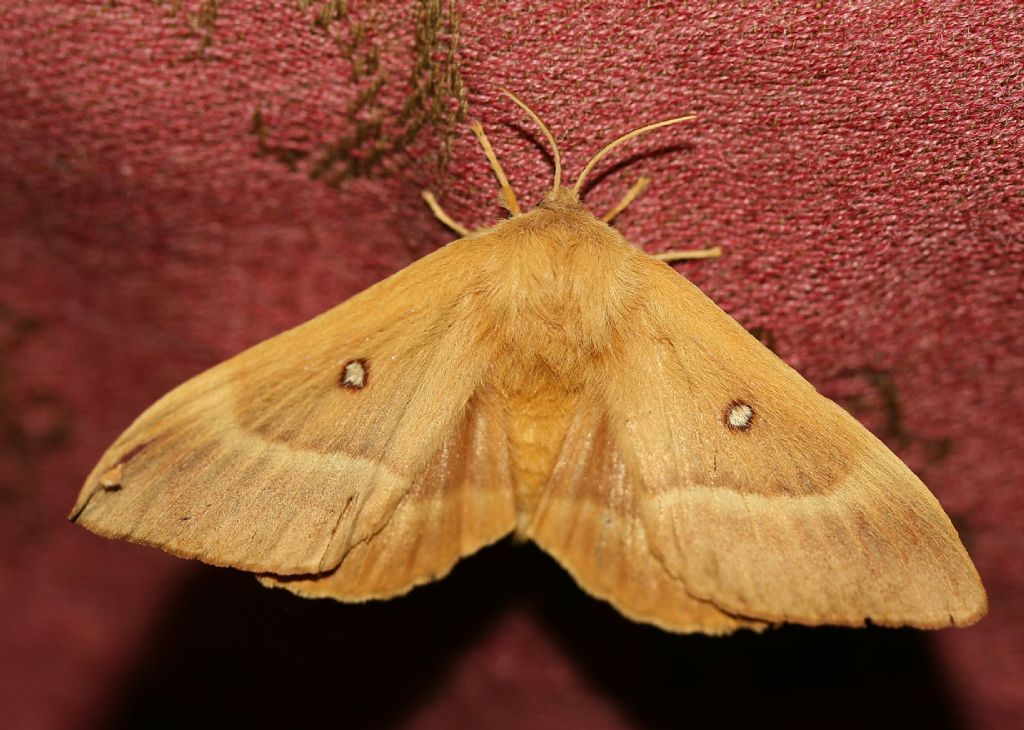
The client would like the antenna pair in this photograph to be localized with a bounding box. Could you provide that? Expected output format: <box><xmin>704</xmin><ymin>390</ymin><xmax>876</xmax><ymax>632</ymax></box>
<box><xmin>424</xmin><ymin>91</ymin><xmax>721</xmax><ymax>262</ymax></box>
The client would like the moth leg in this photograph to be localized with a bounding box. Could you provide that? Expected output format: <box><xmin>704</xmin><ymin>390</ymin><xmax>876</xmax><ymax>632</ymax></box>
<box><xmin>652</xmin><ymin>246</ymin><xmax>722</xmax><ymax>262</ymax></box>
<box><xmin>423</xmin><ymin>119</ymin><xmax>524</xmax><ymax>237</ymax></box>
<box><xmin>472</xmin><ymin>121</ymin><xmax>521</xmax><ymax>216</ymax></box>
<box><xmin>601</xmin><ymin>175</ymin><xmax>722</xmax><ymax>261</ymax></box>
<box><xmin>602</xmin><ymin>176</ymin><xmax>651</xmax><ymax>223</ymax></box>
<box><xmin>422</xmin><ymin>190</ymin><xmax>472</xmax><ymax>237</ymax></box>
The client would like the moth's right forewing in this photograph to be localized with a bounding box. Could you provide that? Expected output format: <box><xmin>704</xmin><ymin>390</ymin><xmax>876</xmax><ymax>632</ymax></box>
<box><xmin>72</xmin><ymin>235</ymin><xmax>511</xmax><ymax>577</ymax></box>
<box><xmin>615</xmin><ymin>256</ymin><xmax>986</xmax><ymax>628</ymax></box>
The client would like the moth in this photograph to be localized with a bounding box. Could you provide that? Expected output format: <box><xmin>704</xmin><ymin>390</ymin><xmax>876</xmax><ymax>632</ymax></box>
<box><xmin>71</xmin><ymin>93</ymin><xmax>986</xmax><ymax>634</ymax></box>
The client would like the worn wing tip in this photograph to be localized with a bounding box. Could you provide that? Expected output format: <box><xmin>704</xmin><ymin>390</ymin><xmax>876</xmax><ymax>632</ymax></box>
<box><xmin>724</xmin><ymin>578</ymin><xmax>990</xmax><ymax>630</ymax></box>
<box><xmin>847</xmin><ymin>593</ymin><xmax>989</xmax><ymax>630</ymax></box>
<box><xmin>68</xmin><ymin>486</ymin><xmax>101</xmax><ymax>524</ymax></box>
<box><xmin>70</xmin><ymin>452</ymin><xmax>132</xmax><ymax>524</ymax></box>
<box><xmin>949</xmin><ymin>590</ymin><xmax>989</xmax><ymax>629</ymax></box>
<box><xmin>931</xmin><ymin>566</ymin><xmax>989</xmax><ymax>629</ymax></box>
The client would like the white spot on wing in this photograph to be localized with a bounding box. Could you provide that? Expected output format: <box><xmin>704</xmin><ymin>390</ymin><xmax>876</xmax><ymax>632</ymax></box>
<box><xmin>341</xmin><ymin>359</ymin><xmax>367</xmax><ymax>389</ymax></box>
<box><xmin>726</xmin><ymin>402</ymin><xmax>754</xmax><ymax>430</ymax></box>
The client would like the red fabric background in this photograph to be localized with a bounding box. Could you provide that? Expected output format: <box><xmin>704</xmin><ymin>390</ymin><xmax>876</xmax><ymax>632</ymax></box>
<box><xmin>1</xmin><ymin>2</ymin><xmax>1022</xmax><ymax>728</ymax></box>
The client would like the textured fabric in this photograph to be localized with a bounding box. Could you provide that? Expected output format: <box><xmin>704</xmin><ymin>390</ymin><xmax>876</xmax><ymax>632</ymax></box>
<box><xmin>1</xmin><ymin>2</ymin><xmax>1021</xmax><ymax>728</ymax></box>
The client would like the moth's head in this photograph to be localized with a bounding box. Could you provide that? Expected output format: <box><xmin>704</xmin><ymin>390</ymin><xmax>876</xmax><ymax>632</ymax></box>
<box><xmin>423</xmin><ymin>90</ymin><xmax>695</xmax><ymax>236</ymax></box>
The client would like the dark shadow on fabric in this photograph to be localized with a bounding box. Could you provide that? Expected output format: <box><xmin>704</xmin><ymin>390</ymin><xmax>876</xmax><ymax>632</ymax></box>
<box><xmin>101</xmin><ymin>545</ymin><xmax>522</xmax><ymax>730</ymax></box>
<box><xmin>520</xmin><ymin>544</ymin><xmax>968</xmax><ymax>730</ymax></box>
<box><xmin>507</xmin><ymin>123</ymin><xmax>556</xmax><ymax>189</ymax></box>
<box><xmin>103</xmin><ymin>540</ymin><xmax>966</xmax><ymax>730</ymax></box>
<box><xmin>577</xmin><ymin>144</ymin><xmax>694</xmax><ymax>199</ymax></box>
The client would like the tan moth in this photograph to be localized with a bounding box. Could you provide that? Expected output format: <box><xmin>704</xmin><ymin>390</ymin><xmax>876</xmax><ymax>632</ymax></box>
<box><xmin>70</xmin><ymin>93</ymin><xmax>986</xmax><ymax>634</ymax></box>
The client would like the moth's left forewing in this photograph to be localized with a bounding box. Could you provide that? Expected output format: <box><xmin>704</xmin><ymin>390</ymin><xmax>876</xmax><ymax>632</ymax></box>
<box><xmin>71</xmin><ymin>235</ymin><xmax>517</xmax><ymax>583</ymax></box>
<box><xmin>606</xmin><ymin>254</ymin><xmax>986</xmax><ymax>629</ymax></box>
